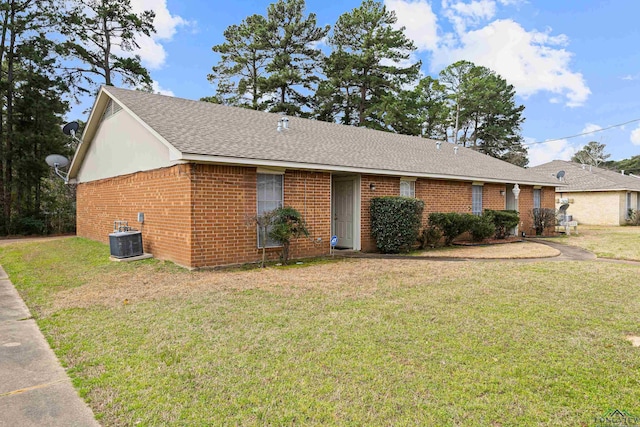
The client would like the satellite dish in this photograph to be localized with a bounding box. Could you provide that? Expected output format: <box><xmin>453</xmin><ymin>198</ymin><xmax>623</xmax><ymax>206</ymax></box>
<box><xmin>62</xmin><ymin>121</ymin><xmax>79</xmax><ymax>136</ymax></box>
<box><xmin>46</xmin><ymin>154</ymin><xmax>69</xmax><ymax>168</ymax></box>
<box><xmin>556</xmin><ymin>170</ymin><xmax>565</xmax><ymax>180</ymax></box>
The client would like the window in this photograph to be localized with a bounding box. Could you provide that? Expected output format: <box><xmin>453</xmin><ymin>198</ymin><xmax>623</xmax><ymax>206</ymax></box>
<box><xmin>472</xmin><ymin>185</ymin><xmax>483</xmax><ymax>215</ymax></box>
<box><xmin>626</xmin><ymin>192</ymin><xmax>632</xmax><ymax>219</ymax></box>
<box><xmin>257</xmin><ymin>173</ymin><xmax>283</xmax><ymax>247</ymax></box>
<box><xmin>533</xmin><ymin>189</ymin><xmax>541</xmax><ymax>209</ymax></box>
<box><xmin>400</xmin><ymin>180</ymin><xmax>415</xmax><ymax>197</ymax></box>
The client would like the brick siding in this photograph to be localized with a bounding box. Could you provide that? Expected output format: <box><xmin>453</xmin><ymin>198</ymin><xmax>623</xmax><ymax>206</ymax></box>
<box><xmin>77</xmin><ymin>166</ymin><xmax>555</xmax><ymax>267</ymax></box>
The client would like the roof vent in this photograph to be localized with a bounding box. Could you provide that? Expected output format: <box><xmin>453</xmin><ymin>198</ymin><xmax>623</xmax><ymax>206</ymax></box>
<box><xmin>621</xmin><ymin>170</ymin><xmax>625</xmax><ymax>175</ymax></box>
<box><xmin>277</xmin><ymin>116</ymin><xmax>289</xmax><ymax>132</ymax></box>
<box><xmin>436</xmin><ymin>141</ymin><xmax>441</xmax><ymax>150</ymax></box>
<box><xmin>454</xmin><ymin>146</ymin><xmax>458</xmax><ymax>155</ymax></box>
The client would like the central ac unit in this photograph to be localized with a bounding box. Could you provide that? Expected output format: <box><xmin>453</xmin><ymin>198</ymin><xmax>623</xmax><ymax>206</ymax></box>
<box><xmin>109</xmin><ymin>231</ymin><xmax>143</xmax><ymax>258</ymax></box>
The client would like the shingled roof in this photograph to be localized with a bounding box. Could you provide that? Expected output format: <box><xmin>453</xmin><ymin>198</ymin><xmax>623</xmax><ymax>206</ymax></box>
<box><xmin>531</xmin><ymin>160</ymin><xmax>640</xmax><ymax>192</ymax></box>
<box><xmin>72</xmin><ymin>86</ymin><xmax>558</xmax><ymax>186</ymax></box>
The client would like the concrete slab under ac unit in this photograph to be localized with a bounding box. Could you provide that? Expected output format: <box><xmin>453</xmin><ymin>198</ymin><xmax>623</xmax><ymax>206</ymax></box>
<box><xmin>109</xmin><ymin>253</ymin><xmax>154</xmax><ymax>262</ymax></box>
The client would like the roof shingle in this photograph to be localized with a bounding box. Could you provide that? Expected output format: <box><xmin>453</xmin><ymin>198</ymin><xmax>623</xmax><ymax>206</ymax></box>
<box><xmin>531</xmin><ymin>160</ymin><xmax>640</xmax><ymax>192</ymax></box>
<box><xmin>100</xmin><ymin>86</ymin><xmax>558</xmax><ymax>185</ymax></box>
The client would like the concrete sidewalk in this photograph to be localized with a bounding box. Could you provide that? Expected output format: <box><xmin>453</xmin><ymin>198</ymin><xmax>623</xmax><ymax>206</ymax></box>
<box><xmin>0</xmin><ymin>265</ymin><xmax>99</xmax><ymax>427</ymax></box>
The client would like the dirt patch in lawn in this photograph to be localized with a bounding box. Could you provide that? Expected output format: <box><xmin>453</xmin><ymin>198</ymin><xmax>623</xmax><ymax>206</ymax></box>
<box><xmin>50</xmin><ymin>258</ymin><xmax>476</xmax><ymax>312</ymax></box>
<box><xmin>414</xmin><ymin>241</ymin><xmax>560</xmax><ymax>259</ymax></box>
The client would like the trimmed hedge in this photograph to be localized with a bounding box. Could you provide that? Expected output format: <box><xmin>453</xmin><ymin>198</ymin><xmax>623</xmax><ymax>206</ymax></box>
<box><xmin>484</xmin><ymin>209</ymin><xmax>519</xmax><ymax>239</ymax></box>
<box><xmin>428</xmin><ymin>212</ymin><xmax>472</xmax><ymax>246</ymax></box>
<box><xmin>370</xmin><ymin>197</ymin><xmax>424</xmax><ymax>253</ymax></box>
<box><xmin>468</xmin><ymin>214</ymin><xmax>496</xmax><ymax>242</ymax></box>
<box><xmin>427</xmin><ymin>212</ymin><xmax>497</xmax><ymax>245</ymax></box>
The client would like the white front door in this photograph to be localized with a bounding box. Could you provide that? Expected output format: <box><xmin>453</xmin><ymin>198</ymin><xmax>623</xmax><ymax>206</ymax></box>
<box><xmin>333</xmin><ymin>178</ymin><xmax>355</xmax><ymax>249</ymax></box>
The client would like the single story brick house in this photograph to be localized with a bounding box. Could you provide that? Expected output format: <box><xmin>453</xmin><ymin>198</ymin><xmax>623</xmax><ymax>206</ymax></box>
<box><xmin>68</xmin><ymin>86</ymin><xmax>558</xmax><ymax>268</ymax></box>
<box><xmin>531</xmin><ymin>160</ymin><xmax>640</xmax><ymax>225</ymax></box>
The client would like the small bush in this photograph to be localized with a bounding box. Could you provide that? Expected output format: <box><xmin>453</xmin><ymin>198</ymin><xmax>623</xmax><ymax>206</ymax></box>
<box><xmin>468</xmin><ymin>215</ymin><xmax>496</xmax><ymax>242</ymax></box>
<box><xmin>417</xmin><ymin>226</ymin><xmax>443</xmax><ymax>249</ymax></box>
<box><xmin>370</xmin><ymin>197</ymin><xmax>424</xmax><ymax>253</ymax></box>
<box><xmin>428</xmin><ymin>212</ymin><xmax>473</xmax><ymax>246</ymax></box>
<box><xmin>532</xmin><ymin>208</ymin><xmax>557</xmax><ymax>235</ymax></box>
<box><xmin>484</xmin><ymin>209</ymin><xmax>519</xmax><ymax>239</ymax></box>
<box><xmin>9</xmin><ymin>215</ymin><xmax>46</xmax><ymax>235</ymax></box>
<box><xmin>268</xmin><ymin>206</ymin><xmax>309</xmax><ymax>264</ymax></box>
<box><xmin>627</xmin><ymin>209</ymin><xmax>640</xmax><ymax>226</ymax></box>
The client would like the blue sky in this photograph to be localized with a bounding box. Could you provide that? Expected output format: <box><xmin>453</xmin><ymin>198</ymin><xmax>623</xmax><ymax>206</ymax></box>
<box><xmin>73</xmin><ymin>0</ymin><xmax>640</xmax><ymax>166</ymax></box>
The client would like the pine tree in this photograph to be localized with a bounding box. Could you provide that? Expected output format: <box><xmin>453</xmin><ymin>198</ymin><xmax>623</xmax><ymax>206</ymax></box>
<box><xmin>57</xmin><ymin>0</ymin><xmax>155</xmax><ymax>92</ymax></box>
<box><xmin>208</xmin><ymin>14</ymin><xmax>269</xmax><ymax>109</ymax></box>
<box><xmin>439</xmin><ymin>60</ymin><xmax>528</xmax><ymax>166</ymax></box>
<box><xmin>320</xmin><ymin>0</ymin><xmax>420</xmax><ymax>129</ymax></box>
<box><xmin>261</xmin><ymin>0</ymin><xmax>329</xmax><ymax>116</ymax></box>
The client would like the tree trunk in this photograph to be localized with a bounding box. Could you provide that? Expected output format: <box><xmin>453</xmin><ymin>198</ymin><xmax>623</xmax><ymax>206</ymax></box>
<box><xmin>3</xmin><ymin>2</ymin><xmax>17</xmax><ymax>228</ymax></box>
<box><xmin>102</xmin><ymin>6</ymin><xmax>111</xmax><ymax>85</ymax></box>
<box><xmin>0</xmin><ymin>6</ymin><xmax>9</xmax><ymax>233</ymax></box>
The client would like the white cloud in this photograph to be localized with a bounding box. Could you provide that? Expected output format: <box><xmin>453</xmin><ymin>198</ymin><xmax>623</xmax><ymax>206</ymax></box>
<box><xmin>580</xmin><ymin>123</ymin><xmax>602</xmax><ymax>136</ymax></box>
<box><xmin>631</xmin><ymin>124</ymin><xmax>640</xmax><ymax>146</ymax></box>
<box><xmin>442</xmin><ymin>0</ymin><xmax>496</xmax><ymax>33</ymax></box>
<box><xmin>125</xmin><ymin>0</ymin><xmax>190</xmax><ymax>69</ymax></box>
<box><xmin>527</xmin><ymin>138</ymin><xmax>576</xmax><ymax>166</ymax></box>
<box><xmin>388</xmin><ymin>0</ymin><xmax>591</xmax><ymax>107</ymax></box>
<box><xmin>151</xmin><ymin>81</ymin><xmax>174</xmax><ymax>96</ymax></box>
<box><xmin>432</xmin><ymin>20</ymin><xmax>590</xmax><ymax>107</ymax></box>
<box><xmin>385</xmin><ymin>0</ymin><xmax>439</xmax><ymax>51</ymax></box>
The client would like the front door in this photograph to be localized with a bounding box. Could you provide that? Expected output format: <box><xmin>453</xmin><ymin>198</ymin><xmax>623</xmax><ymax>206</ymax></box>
<box><xmin>505</xmin><ymin>184</ymin><xmax>518</xmax><ymax>236</ymax></box>
<box><xmin>333</xmin><ymin>178</ymin><xmax>355</xmax><ymax>249</ymax></box>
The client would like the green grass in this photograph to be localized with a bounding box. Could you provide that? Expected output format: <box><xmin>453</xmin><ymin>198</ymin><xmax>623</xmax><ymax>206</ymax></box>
<box><xmin>551</xmin><ymin>226</ymin><xmax>640</xmax><ymax>261</ymax></box>
<box><xmin>1</xmin><ymin>238</ymin><xmax>640</xmax><ymax>425</ymax></box>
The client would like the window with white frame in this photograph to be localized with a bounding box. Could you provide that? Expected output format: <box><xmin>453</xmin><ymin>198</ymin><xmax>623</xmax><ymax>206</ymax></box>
<box><xmin>400</xmin><ymin>179</ymin><xmax>415</xmax><ymax>197</ymax></box>
<box><xmin>257</xmin><ymin>173</ymin><xmax>283</xmax><ymax>247</ymax></box>
<box><xmin>472</xmin><ymin>185</ymin><xmax>483</xmax><ymax>215</ymax></box>
<box><xmin>533</xmin><ymin>189</ymin><xmax>541</xmax><ymax>209</ymax></box>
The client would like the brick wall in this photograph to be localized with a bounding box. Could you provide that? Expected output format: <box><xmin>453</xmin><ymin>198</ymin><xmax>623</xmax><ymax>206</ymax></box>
<box><xmin>76</xmin><ymin>165</ymin><xmax>193</xmax><ymax>266</ymax></box>
<box><xmin>359</xmin><ymin>176</ymin><xmax>557</xmax><ymax>250</ymax></box>
<box><xmin>189</xmin><ymin>165</ymin><xmax>331</xmax><ymax>268</ymax></box>
<box><xmin>77</xmin><ymin>164</ymin><xmax>332</xmax><ymax>268</ymax></box>
<box><xmin>77</xmin><ymin>165</ymin><xmax>556</xmax><ymax>266</ymax></box>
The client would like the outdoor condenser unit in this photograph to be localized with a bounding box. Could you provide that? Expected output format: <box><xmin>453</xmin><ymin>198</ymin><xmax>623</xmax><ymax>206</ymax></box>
<box><xmin>109</xmin><ymin>221</ymin><xmax>143</xmax><ymax>258</ymax></box>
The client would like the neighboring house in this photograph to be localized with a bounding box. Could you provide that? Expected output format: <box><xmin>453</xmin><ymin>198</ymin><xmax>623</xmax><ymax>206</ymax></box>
<box><xmin>68</xmin><ymin>86</ymin><xmax>558</xmax><ymax>268</ymax></box>
<box><xmin>531</xmin><ymin>160</ymin><xmax>640</xmax><ymax>225</ymax></box>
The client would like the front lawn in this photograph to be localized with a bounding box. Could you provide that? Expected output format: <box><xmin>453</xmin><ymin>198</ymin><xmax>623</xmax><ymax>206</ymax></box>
<box><xmin>552</xmin><ymin>225</ymin><xmax>640</xmax><ymax>261</ymax></box>
<box><xmin>1</xmin><ymin>238</ymin><xmax>639</xmax><ymax>426</ymax></box>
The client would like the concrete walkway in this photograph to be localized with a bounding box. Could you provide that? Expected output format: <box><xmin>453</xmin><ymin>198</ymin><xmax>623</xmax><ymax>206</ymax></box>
<box><xmin>0</xmin><ymin>265</ymin><xmax>99</xmax><ymax>427</ymax></box>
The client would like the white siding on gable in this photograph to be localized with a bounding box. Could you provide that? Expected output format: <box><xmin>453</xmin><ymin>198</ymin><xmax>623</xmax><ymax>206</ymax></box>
<box><xmin>76</xmin><ymin>107</ymin><xmax>175</xmax><ymax>183</ymax></box>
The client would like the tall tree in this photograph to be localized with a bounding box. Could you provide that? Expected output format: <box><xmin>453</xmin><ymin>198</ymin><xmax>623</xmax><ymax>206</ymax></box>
<box><xmin>208</xmin><ymin>14</ymin><xmax>269</xmax><ymax>109</ymax></box>
<box><xmin>57</xmin><ymin>0</ymin><xmax>155</xmax><ymax>92</ymax></box>
<box><xmin>572</xmin><ymin>141</ymin><xmax>610</xmax><ymax>167</ymax></box>
<box><xmin>0</xmin><ymin>0</ymin><xmax>70</xmax><ymax>234</ymax></box>
<box><xmin>382</xmin><ymin>76</ymin><xmax>449</xmax><ymax>138</ymax></box>
<box><xmin>439</xmin><ymin>60</ymin><xmax>528</xmax><ymax>166</ymax></box>
<box><xmin>320</xmin><ymin>0</ymin><xmax>420</xmax><ymax>129</ymax></box>
<box><xmin>261</xmin><ymin>0</ymin><xmax>329</xmax><ymax>116</ymax></box>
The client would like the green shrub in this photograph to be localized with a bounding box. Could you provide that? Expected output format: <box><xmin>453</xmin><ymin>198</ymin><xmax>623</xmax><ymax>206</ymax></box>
<box><xmin>417</xmin><ymin>225</ymin><xmax>443</xmax><ymax>249</ymax></box>
<box><xmin>428</xmin><ymin>212</ymin><xmax>473</xmax><ymax>246</ymax></box>
<box><xmin>370</xmin><ymin>197</ymin><xmax>424</xmax><ymax>253</ymax></box>
<box><xmin>468</xmin><ymin>215</ymin><xmax>496</xmax><ymax>242</ymax></box>
<box><xmin>268</xmin><ymin>206</ymin><xmax>309</xmax><ymax>264</ymax></box>
<box><xmin>484</xmin><ymin>209</ymin><xmax>519</xmax><ymax>239</ymax></box>
<box><xmin>9</xmin><ymin>215</ymin><xmax>46</xmax><ymax>235</ymax></box>
<box><xmin>627</xmin><ymin>209</ymin><xmax>640</xmax><ymax>226</ymax></box>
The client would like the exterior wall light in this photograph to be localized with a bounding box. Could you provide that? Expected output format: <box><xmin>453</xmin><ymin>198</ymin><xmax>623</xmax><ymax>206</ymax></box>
<box><xmin>512</xmin><ymin>183</ymin><xmax>521</xmax><ymax>200</ymax></box>
<box><xmin>369</xmin><ymin>183</ymin><xmax>376</xmax><ymax>191</ymax></box>
<box><xmin>500</xmin><ymin>190</ymin><xmax>505</xmax><ymax>196</ymax></box>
